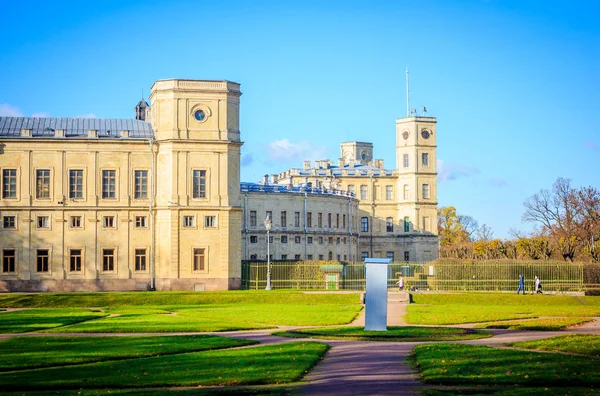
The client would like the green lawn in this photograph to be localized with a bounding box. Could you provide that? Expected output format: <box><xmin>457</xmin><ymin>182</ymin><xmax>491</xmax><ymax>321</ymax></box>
<box><xmin>0</xmin><ymin>341</ymin><xmax>328</xmax><ymax>391</ymax></box>
<box><xmin>412</xmin><ymin>343</ymin><xmax>600</xmax><ymax>388</ymax></box>
<box><xmin>0</xmin><ymin>335</ymin><xmax>255</xmax><ymax>371</ymax></box>
<box><xmin>273</xmin><ymin>326</ymin><xmax>491</xmax><ymax>341</ymax></box>
<box><xmin>1</xmin><ymin>388</ymin><xmax>292</xmax><ymax>395</ymax></box>
<box><xmin>475</xmin><ymin>317</ymin><xmax>592</xmax><ymax>330</ymax></box>
<box><xmin>0</xmin><ymin>308</ymin><xmax>107</xmax><ymax>333</ymax></box>
<box><xmin>513</xmin><ymin>334</ymin><xmax>600</xmax><ymax>356</ymax></box>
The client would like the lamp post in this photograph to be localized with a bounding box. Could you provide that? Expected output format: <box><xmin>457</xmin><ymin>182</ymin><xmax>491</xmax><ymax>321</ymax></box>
<box><xmin>264</xmin><ymin>215</ymin><xmax>272</xmax><ymax>290</ymax></box>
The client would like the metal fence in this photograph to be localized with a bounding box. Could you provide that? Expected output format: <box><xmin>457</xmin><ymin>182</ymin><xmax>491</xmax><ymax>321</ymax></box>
<box><xmin>240</xmin><ymin>260</ymin><xmax>585</xmax><ymax>292</ymax></box>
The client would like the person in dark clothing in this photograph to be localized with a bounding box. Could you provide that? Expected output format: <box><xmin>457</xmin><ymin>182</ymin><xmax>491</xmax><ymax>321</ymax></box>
<box><xmin>517</xmin><ymin>274</ymin><xmax>525</xmax><ymax>294</ymax></box>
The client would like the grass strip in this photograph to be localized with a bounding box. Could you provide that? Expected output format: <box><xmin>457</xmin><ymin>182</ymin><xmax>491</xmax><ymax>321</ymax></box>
<box><xmin>0</xmin><ymin>335</ymin><xmax>255</xmax><ymax>371</ymax></box>
<box><xmin>2</xmin><ymin>388</ymin><xmax>293</xmax><ymax>395</ymax></box>
<box><xmin>0</xmin><ymin>341</ymin><xmax>328</xmax><ymax>391</ymax></box>
<box><xmin>0</xmin><ymin>308</ymin><xmax>107</xmax><ymax>333</ymax></box>
<box><xmin>273</xmin><ymin>326</ymin><xmax>491</xmax><ymax>341</ymax></box>
<box><xmin>475</xmin><ymin>317</ymin><xmax>592</xmax><ymax>331</ymax></box>
<box><xmin>412</xmin><ymin>343</ymin><xmax>600</xmax><ymax>387</ymax></box>
<box><xmin>513</xmin><ymin>334</ymin><xmax>600</xmax><ymax>357</ymax></box>
<box><xmin>420</xmin><ymin>387</ymin><xmax>599</xmax><ymax>395</ymax></box>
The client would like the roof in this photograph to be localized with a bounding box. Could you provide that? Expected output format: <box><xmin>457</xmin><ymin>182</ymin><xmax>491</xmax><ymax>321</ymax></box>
<box><xmin>0</xmin><ymin>117</ymin><xmax>154</xmax><ymax>138</ymax></box>
<box><xmin>289</xmin><ymin>163</ymin><xmax>394</xmax><ymax>177</ymax></box>
<box><xmin>240</xmin><ymin>182</ymin><xmax>355</xmax><ymax>199</ymax></box>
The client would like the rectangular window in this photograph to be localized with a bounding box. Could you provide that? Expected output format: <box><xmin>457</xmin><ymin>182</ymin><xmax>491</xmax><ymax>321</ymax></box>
<box><xmin>318</xmin><ymin>254</ymin><xmax>324</xmax><ymax>260</ymax></box>
<box><xmin>328</xmin><ymin>237</ymin><xmax>333</xmax><ymax>244</ymax></box>
<box><xmin>386</xmin><ymin>185</ymin><xmax>393</xmax><ymax>200</ymax></box>
<box><xmin>281</xmin><ymin>211</ymin><xmax>287</xmax><ymax>227</ymax></box>
<box><xmin>192</xmin><ymin>170</ymin><xmax>206</xmax><ymax>198</ymax></box>
<box><xmin>250</xmin><ymin>254</ymin><xmax>257</xmax><ymax>260</ymax></box>
<box><xmin>360</xmin><ymin>185</ymin><xmax>367</xmax><ymax>200</ymax></box>
<box><xmin>69</xmin><ymin>170</ymin><xmax>83</xmax><ymax>199</ymax></box>
<box><xmin>37</xmin><ymin>249</ymin><xmax>49</xmax><ymax>272</ymax></box>
<box><xmin>294</xmin><ymin>212</ymin><xmax>300</xmax><ymax>227</ymax></box>
<box><xmin>403</xmin><ymin>184</ymin><xmax>409</xmax><ymax>200</ymax></box>
<box><xmin>102</xmin><ymin>170</ymin><xmax>116</xmax><ymax>199</ymax></box>
<box><xmin>70</xmin><ymin>216</ymin><xmax>82</xmax><ymax>228</ymax></box>
<box><xmin>422</xmin><ymin>153</ymin><xmax>429</xmax><ymax>167</ymax></box>
<box><xmin>2</xmin><ymin>169</ymin><xmax>17</xmax><ymax>199</ymax></box>
<box><xmin>183</xmin><ymin>215</ymin><xmax>195</xmax><ymax>227</ymax></box>
<box><xmin>2</xmin><ymin>249</ymin><xmax>15</xmax><ymax>273</ymax></box>
<box><xmin>103</xmin><ymin>216</ymin><xmax>115</xmax><ymax>228</ymax></box>
<box><xmin>347</xmin><ymin>185</ymin><xmax>355</xmax><ymax>195</ymax></box>
<box><xmin>102</xmin><ymin>249</ymin><xmax>115</xmax><ymax>271</ymax></box>
<box><xmin>336</xmin><ymin>214</ymin><xmax>340</xmax><ymax>228</ymax></box>
<box><xmin>249</xmin><ymin>211</ymin><xmax>257</xmax><ymax>227</ymax></box>
<box><xmin>422</xmin><ymin>184</ymin><xmax>430</xmax><ymax>199</ymax></box>
<box><xmin>135</xmin><ymin>248</ymin><xmax>147</xmax><ymax>271</ymax></box>
<box><xmin>36</xmin><ymin>169</ymin><xmax>51</xmax><ymax>199</ymax></box>
<box><xmin>423</xmin><ymin>216</ymin><xmax>430</xmax><ymax>232</ymax></box>
<box><xmin>361</xmin><ymin>252</ymin><xmax>368</xmax><ymax>262</ymax></box>
<box><xmin>269</xmin><ymin>236</ymin><xmax>273</xmax><ymax>243</ymax></box>
<box><xmin>404</xmin><ymin>251</ymin><xmax>410</xmax><ymax>262</ymax></box>
<box><xmin>307</xmin><ymin>254</ymin><xmax>313</xmax><ymax>260</ymax></box>
<box><xmin>403</xmin><ymin>154</ymin><xmax>409</xmax><ymax>168</ymax></box>
<box><xmin>307</xmin><ymin>236</ymin><xmax>313</xmax><ymax>244</ymax></box>
<box><xmin>3</xmin><ymin>215</ymin><xmax>15</xmax><ymax>229</ymax></box>
<box><xmin>70</xmin><ymin>249</ymin><xmax>82</xmax><ymax>272</ymax></box>
<box><xmin>37</xmin><ymin>216</ymin><xmax>50</xmax><ymax>229</ymax></box>
<box><xmin>361</xmin><ymin>217</ymin><xmax>369</xmax><ymax>232</ymax></box>
<box><xmin>295</xmin><ymin>254</ymin><xmax>301</xmax><ymax>260</ymax></box>
<box><xmin>404</xmin><ymin>217</ymin><xmax>410</xmax><ymax>232</ymax></box>
<box><xmin>295</xmin><ymin>236</ymin><xmax>301</xmax><ymax>243</ymax></box>
<box><xmin>193</xmin><ymin>248</ymin><xmax>205</xmax><ymax>271</ymax></box>
<box><xmin>135</xmin><ymin>216</ymin><xmax>147</xmax><ymax>228</ymax></box>
<box><xmin>307</xmin><ymin>212</ymin><xmax>312</xmax><ymax>227</ymax></box>
<box><xmin>318</xmin><ymin>213</ymin><xmax>323</xmax><ymax>228</ymax></box>
<box><xmin>250</xmin><ymin>235</ymin><xmax>258</xmax><ymax>243</ymax></box>
<box><xmin>343</xmin><ymin>214</ymin><xmax>346</xmax><ymax>229</ymax></box>
<box><xmin>281</xmin><ymin>235</ymin><xmax>288</xmax><ymax>243</ymax></box>
<box><xmin>281</xmin><ymin>254</ymin><xmax>288</xmax><ymax>260</ymax></box>
<box><xmin>266</xmin><ymin>211</ymin><xmax>272</xmax><ymax>222</ymax></box>
<box><xmin>204</xmin><ymin>216</ymin><xmax>217</xmax><ymax>228</ymax></box>
<box><xmin>318</xmin><ymin>236</ymin><xmax>324</xmax><ymax>244</ymax></box>
<box><xmin>134</xmin><ymin>170</ymin><xmax>148</xmax><ymax>199</ymax></box>
<box><xmin>327</xmin><ymin>213</ymin><xmax>332</xmax><ymax>228</ymax></box>
<box><xmin>337</xmin><ymin>254</ymin><xmax>341</xmax><ymax>261</ymax></box>
<box><xmin>343</xmin><ymin>237</ymin><xmax>347</xmax><ymax>244</ymax></box>
<box><xmin>387</xmin><ymin>252</ymin><xmax>394</xmax><ymax>261</ymax></box>
<box><xmin>336</xmin><ymin>237</ymin><xmax>340</xmax><ymax>245</ymax></box>
<box><xmin>386</xmin><ymin>217</ymin><xmax>394</xmax><ymax>232</ymax></box>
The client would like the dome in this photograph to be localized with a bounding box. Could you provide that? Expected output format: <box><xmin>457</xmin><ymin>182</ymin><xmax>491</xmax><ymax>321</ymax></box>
<box><xmin>136</xmin><ymin>99</ymin><xmax>149</xmax><ymax>108</ymax></box>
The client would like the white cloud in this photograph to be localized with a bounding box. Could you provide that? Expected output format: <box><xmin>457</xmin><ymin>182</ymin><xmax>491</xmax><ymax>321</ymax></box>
<box><xmin>0</xmin><ymin>103</ymin><xmax>23</xmax><ymax>117</ymax></box>
<box><xmin>31</xmin><ymin>112</ymin><xmax>51</xmax><ymax>118</ymax></box>
<box><xmin>437</xmin><ymin>159</ymin><xmax>479</xmax><ymax>183</ymax></box>
<box><xmin>75</xmin><ymin>113</ymin><xmax>97</xmax><ymax>119</ymax></box>
<box><xmin>265</xmin><ymin>139</ymin><xmax>328</xmax><ymax>163</ymax></box>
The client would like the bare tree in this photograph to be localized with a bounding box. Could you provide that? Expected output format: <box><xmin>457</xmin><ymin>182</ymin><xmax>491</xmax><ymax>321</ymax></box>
<box><xmin>458</xmin><ymin>214</ymin><xmax>479</xmax><ymax>241</ymax></box>
<box><xmin>476</xmin><ymin>223</ymin><xmax>494</xmax><ymax>242</ymax></box>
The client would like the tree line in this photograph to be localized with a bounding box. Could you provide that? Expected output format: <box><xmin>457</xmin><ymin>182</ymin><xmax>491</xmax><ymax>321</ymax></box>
<box><xmin>438</xmin><ymin>178</ymin><xmax>600</xmax><ymax>263</ymax></box>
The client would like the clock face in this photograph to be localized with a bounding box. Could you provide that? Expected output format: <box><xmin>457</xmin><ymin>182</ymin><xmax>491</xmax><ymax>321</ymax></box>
<box><xmin>194</xmin><ymin>110</ymin><xmax>206</xmax><ymax>121</ymax></box>
<box><xmin>421</xmin><ymin>130</ymin><xmax>430</xmax><ymax>139</ymax></box>
<box><xmin>402</xmin><ymin>131</ymin><xmax>409</xmax><ymax>140</ymax></box>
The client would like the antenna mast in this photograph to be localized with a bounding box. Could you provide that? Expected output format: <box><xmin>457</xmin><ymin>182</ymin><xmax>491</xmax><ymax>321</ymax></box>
<box><xmin>405</xmin><ymin>67</ymin><xmax>410</xmax><ymax>117</ymax></box>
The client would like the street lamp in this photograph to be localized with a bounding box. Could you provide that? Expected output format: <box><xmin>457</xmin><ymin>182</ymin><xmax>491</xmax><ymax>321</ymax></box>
<box><xmin>264</xmin><ymin>215</ymin><xmax>272</xmax><ymax>290</ymax></box>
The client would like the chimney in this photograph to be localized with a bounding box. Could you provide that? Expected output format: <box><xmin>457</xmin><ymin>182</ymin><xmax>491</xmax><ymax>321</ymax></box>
<box><xmin>262</xmin><ymin>174</ymin><xmax>269</xmax><ymax>185</ymax></box>
<box><xmin>87</xmin><ymin>129</ymin><xmax>98</xmax><ymax>138</ymax></box>
<box><xmin>270</xmin><ymin>174</ymin><xmax>278</xmax><ymax>184</ymax></box>
<box><xmin>303</xmin><ymin>161</ymin><xmax>311</xmax><ymax>170</ymax></box>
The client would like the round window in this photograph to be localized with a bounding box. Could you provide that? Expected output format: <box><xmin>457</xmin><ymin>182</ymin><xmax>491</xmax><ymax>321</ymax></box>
<box><xmin>194</xmin><ymin>110</ymin><xmax>206</xmax><ymax>121</ymax></box>
<box><xmin>402</xmin><ymin>131</ymin><xmax>409</xmax><ymax>140</ymax></box>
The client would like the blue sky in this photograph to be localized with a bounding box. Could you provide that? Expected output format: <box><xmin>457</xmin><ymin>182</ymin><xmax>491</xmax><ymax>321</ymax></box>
<box><xmin>1</xmin><ymin>0</ymin><xmax>598</xmax><ymax>239</ymax></box>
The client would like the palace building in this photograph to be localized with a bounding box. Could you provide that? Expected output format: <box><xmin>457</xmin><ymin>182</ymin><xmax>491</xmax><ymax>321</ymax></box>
<box><xmin>0</xmin><ymin>78</ymin><xmax>438</xmax><ymax>292</ymax></box>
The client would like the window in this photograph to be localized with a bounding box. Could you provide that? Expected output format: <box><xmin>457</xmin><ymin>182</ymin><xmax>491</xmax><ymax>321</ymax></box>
<box><xmin>422</xmin><ymin>184</ymin><xmax>430</xmax><ymax>199</ymax></box>
<box><xmin>336</xmin><ymin>214</ymin><xmax>340</xmax><ymax>228</ymax></box>
<box><xmin>3</xmin><ymin>215</ymin><xmax>15</xmax><ymax>229</ymax></box>
<box><xmin>37</xmin><ymin>249</ymin><xmax>49</xmax><ymax>272</ymax></box>
<box><xmin>102</xmin><ymin>249</ymin><xmax>115</xmax><ymax>271</ymax></box>
<box><xmin>404</xmin><ymin>251</ymin><xmax>410</xmax><ymax>262</ymax></box>
<box><xmin>307</xmin><ymin>236</ymin><xmax>313</xmax><ymax>244</ymax></box>
<box><xmin>307</xmin><ymin>254</ymin><xmax>313</xmax><ymax>260</ymax></box>
<box><xmin>295</xmin><ymin>236</ymin><xmax>301</xmax><ymax>243</ymax></box>
<box><xmin>343</xmin><ymin>214</ymin><xmax>346</xmax><ymax>229</ymax></box>
<box><xmin>403</xmin><ymin>153</ymin><xmax>409</xmax><ymax>168</ymax></box>
<box><xmin>361</xmin><ymin>217</ymin><xmax>369</xmax><ymax>232</ymax></box>
<box><xmin>328</xmin><ymin>237</ymin><xmax>333</xmax><ymax>244</ymax></box>
<box><xmin>37</xmin><ymin>216</ymin><xmax>50</xmax><ymax>229</ymax></box>
<box><xmin>102</xmin><ymin>170</ymin><xmax>116</xmax><ymax>199</ymax></box>
<box><xmin>192</xmin><ymin>170</ymin><xmax>207</xmax><ymax>198</ymax></box>
<box><xmin>403</xmin><ymin>184</ymin><xmax>409</xmax><ymax>200</ymax></box>
<box><xmin>281</xmin><ymin>254</ymin><xmax>288</xmax><ymax>260</ymax></box>
<box><xmin>318</xmin><ymin>213</ymin><xmax>323</xmax><ymax>228</ymax></box>
<box><xmin>294</xmin><ymin>212</ymin><xmax>300</xmax><ymax>227</ymax></box>
<box><xmin>347</xmin><ymin>185</ymin><xmax>355</xmax><ymax>195</ymax></box>
<box><xmin>386</xmin><ymin>217</ymin><xmax>394</xmax><ymax>232</ymax></box>
<box><xmin>2</xmin><ymin>249</ymin><xmax>15</xmax><ymax>273</ymax></box>
<box><xmin>250</xmin><ymin>254</ymin><xmax>257</xmax><ymax>260</ymax></box>
<box><xmin>204</xmin><ymin>216</ymin><xmax>217</xmax><ymax>228</ymax></box>
<box><xmin>250</xmin><ymin>236</ymin><xmax>258</xmax><ymax>243</ymax></box>
<box><xmin>318</xmin><ymin>254</ymin><xmax>324</xmax><ymax>260</ymax></box>
<box><xmin>361</xmin><ymin>252</ymin><xmax>368</xmax><ymax>262</ymax></box>
<box><xmin>70</xmin><ymin>249</ymin><xmax>82</xmax><ymax>272</ymax></box>
<box><xmin>336</xmin><ymin>237</ymin><xmax>340</xmax><ymax>244</ymax></box>
<box><xmin>36</xmin><ymin>169</ymin><xmax>50</xmax><ymax>199</ymax></box>
<box><xmin>307</xmin><ymin>212</ymin><xmax>312</xmax><ymax>227</ymax></box>
<box><xmin>281</xmin><ymin>211</ymin><xmax>287</xmax><ymax>227</ymax></box>
<box><xmin>70</xmin><ymin>216</ymin><xmax>82</xmax><ymax>228</ymax></box>
<box><xmin>103</xmin><ymin>216</ymin><xmax>115</xmax><ymax>228</ymax></box>
<box><xmin>183</xmin><ymin>216</ymin><xmax>195</xmax><ymax>228</ymax></box>
<box><xmin>337</xmin><ymin>254</ymin><xmax>341</xmax><ymax>261</ymax></box>
<box><xmin>318</xmin><ymin>236</ymin><xmax>324</xmax><ymax>244</ymax></box>
<box><xmin>135</xmin><ymin>248</ymin><xmax>147</xmax><ymax>271</ymax></box>
<box><xmin>135</xmin><ymin>216</ymin><xmax>147</xmax><ymax>228</ymax></box>
<box><xmin>343</xmin><ymin>237</ymin><xmax>347</xmax><ymax>244</ymax></box>
<box><xmin>2</xmin><ymin>169</ymin><xmax>17</xmax><ymax>198</ymax></box>
<box><xmin>134</xmin><ymin>170</ymin><xmax>148</xmax><ymax>199</ymax></box>
<box><xmin>295</xmin><ymin>254</ymin><xmax>301</xmax><ymax>260</ymax></box>
<box><xmin>69</xmin><ymin>170</ymin><xmax>83</xmax><ymax>199</ymax></box>
<box><xmin>266</xmin><ymin>211</ymin><xmax>272</xmax><ymax>222</ymax></box>
<box><xmin>193</xmin><ymin>248</ymin><xmax>205</xmax><ymax>271</ymax></box>
<box><xmin>269</xmin><ymin>236</ymin><xmax>273</xmax><ymax>243</ymax></box>
<box><xmin>281</xmin><ymin>236</ymin><xmax>288</xmax><ymax>243</ymax></box>
<box><xmin>422</xmin><ymin>216</ymin><xmax>430</xmax><ymax>232</ymax></box>
<box><xmin>422</xmin><ymin>153</ymin><xmax>429</xmax><ymax>167</ymax></box>
<box><xmin>404</xmin><ymin>217</ymin><xmax>410</xmax><ymax>232</ymax></box>
<box><xmin>328</xmin><ymin>251</ymin><xmax>333</xmax><ymax>260</ymax></box>
<box><xmin>249</xmin><ymin>211</ymin><xmax>257</xmax><ymax>227</ymax></box>
<box><xmin>385</xmin><ymin>185</ymin><xmax>393</xmax><ymax>200</ymax></box>
<box><xmin>327</xmin><ymin>213</ymin><xmax>332</xmax><ymax>228</ymax></box>
<box><xmin>387</xmin><ymin>252</ymin><xmax>394</xmax><ymax>261</ymax></box>
<box><xmin>360</xmin><ymin>185</ymin><xmax>367</xmax><ymax>200</ymax></box>
<box><xmin>344</xmin><ymin>255</ymin><xmax>347</xmax><ymax>261</ymax></box>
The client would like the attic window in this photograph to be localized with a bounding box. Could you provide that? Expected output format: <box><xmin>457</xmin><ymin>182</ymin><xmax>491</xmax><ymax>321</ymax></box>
<box><xmin>43</xmin><ymin>127</ymin><xmax>55</xmax><ymax>135</ymax></box>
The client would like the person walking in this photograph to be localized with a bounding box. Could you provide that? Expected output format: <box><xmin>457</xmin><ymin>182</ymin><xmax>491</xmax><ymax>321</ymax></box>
<box><xmin>517</xmin><ymin>274</ymin><xmax>525</xmax><ymax>294</ymax></box>
<box><xmin>535</xmin><ymin>276</ymin><xmax>543</xmax><ymax>294</ymax></box>
<box><xmin>396</xmin><ymin>277</ymin><xmax>404</xmax><ymax>291</ymax></box>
